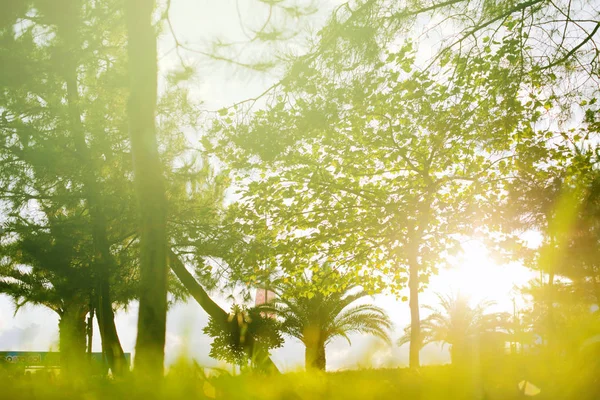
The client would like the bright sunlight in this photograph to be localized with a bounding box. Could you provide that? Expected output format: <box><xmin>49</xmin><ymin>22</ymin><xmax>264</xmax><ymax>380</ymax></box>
<box><xmin>431</xmin><ymin>241</ymin><xmax>535</xmax><ymax>311</ymax></box>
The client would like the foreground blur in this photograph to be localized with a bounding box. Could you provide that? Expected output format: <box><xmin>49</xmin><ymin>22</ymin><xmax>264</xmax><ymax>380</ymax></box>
<box><xmin>1</xmin><ymin>351</ymin><xmax>599</xmax><ymax>400</ymax></box>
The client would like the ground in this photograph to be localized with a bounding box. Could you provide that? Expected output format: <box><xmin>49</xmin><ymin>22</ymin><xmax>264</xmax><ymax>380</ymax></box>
<box><xmin>1</xmin><ymin>357</ymin><xmax>598</xmax><ymax>400</ymax></box>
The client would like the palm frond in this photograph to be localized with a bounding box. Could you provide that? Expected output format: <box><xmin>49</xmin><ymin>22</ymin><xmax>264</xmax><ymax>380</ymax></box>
<box><xmin>397</xmin><ymin>291</ymin><xmax>507</xmax><ymax>352</ymax></box>
<box><xmin>271</xmin><ymin>280</ymin><xmax>392</xmax><ymax>348</ymax></box>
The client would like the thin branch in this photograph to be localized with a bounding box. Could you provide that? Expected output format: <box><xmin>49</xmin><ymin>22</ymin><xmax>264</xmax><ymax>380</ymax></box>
<box><xmin>540</xmin><ymin>22</ymin><xmax>600</xmax><ymax>70</ymax></box>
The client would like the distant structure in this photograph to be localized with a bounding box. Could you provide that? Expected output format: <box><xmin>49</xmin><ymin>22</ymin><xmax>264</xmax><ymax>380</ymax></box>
<box><xmin>0</xmin><ymin>351</ymin><xmax>131</xmax><ymax>371</ymax></box>
<box><xmin>255</xmin><ymin>288</ymin><xmax>276</xmax><ymax>318</ymax></box>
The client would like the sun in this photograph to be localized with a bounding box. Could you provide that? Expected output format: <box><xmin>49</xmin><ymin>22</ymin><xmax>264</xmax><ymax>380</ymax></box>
<box><xmin>427</xmin><ymin>240</ymin><xmax>535</xmax><ymax>312</ymax></box>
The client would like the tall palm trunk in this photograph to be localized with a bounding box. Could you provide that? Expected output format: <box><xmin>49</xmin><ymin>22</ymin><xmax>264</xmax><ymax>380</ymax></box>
<box><xmin>305</xmin><ymin>340</ymin><xmax>326</xmax><ymax>371</ymax></box>
<box><xmin>59</xmin><ymin>303</ymin><xmax>88</xmax><ymax>376</ymax></box>
<box><xmin>61</xmin><ymin>20</ymin><xmax>127</xmax><ymax>376</ymax></box>
<box><xmin>450</xmin><ymin>344</ymin><xmax>470</xmax><ymax>366</ymax></box>
<box><xmin>126</xmin><ymin>0</ymin><xmax>168</xmax><ymax>379</ymax></box>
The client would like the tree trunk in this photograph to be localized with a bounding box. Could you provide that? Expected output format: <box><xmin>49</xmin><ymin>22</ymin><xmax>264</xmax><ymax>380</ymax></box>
<box><xmin>169</xmin><ymin>250</ymin><xmax>228</xmax><ymax>327</ymax></box>
<box><xmin>59</xmin><ymin>304</ymin><xmax>88</xmax><ymax>376</ymax></box>
<box><xmin>408</xmin><ymin>251</ymin><xmax>421</xmax><ymax>369</ymax></box>
<box><xmin>305</xmin><ymin>340</ymin><xmax>326</xmax><ymax>371</ymax></box>
<box><xmin>450</xmin><ymin>343</ymin><xmax>468</xmax><ymax>367</ymax></box>
<box><xmin>87</xmin><ymin>302</ymin><xmax>94</xmax><ymax>358</ymax></box>
<box><xmin>406</xmin><ymin>192</ymin><xmax>430</xmax><ymax>370</ymax></box>
<box><xmin>126</xmin><ymin>0</ymin><xmax>168</xmax><ymax>379</ymax></box>
<box><xmin>592</xmin><ymin>269</ymin><xmax>600</xmax><ymax>305</ymax></box>
<box><xmin>249</xmin><ymin>341</ymin><xmax>279</xmax><ymax>373</ymax></box>
<box><xmin>168</xmin><ymin>250</ymin><xmax>280</xmax><ymax>373</ymax></box>
<box><xmin>449</xmin><ymin>345</ymin><xmax>457</xmax><ymax>365</ymax></box>
<box><xmin>62</xmin><ymin>47</ymin><xmax>128</xmax><ymax>377</ymax></box>
<box><xmin>95</xmin><ymin>293</ymin><xmax>129</xmax><ymax>375</ymax></box>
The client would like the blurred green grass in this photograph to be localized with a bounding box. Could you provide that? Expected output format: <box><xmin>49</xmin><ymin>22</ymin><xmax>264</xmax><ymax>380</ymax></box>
<box><xmin>1</xmin><ymin>354</ymin><xmax>598</xmax><ymax>400</ymax></box>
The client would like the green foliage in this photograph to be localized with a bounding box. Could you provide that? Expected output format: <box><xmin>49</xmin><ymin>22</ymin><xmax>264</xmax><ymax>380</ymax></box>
<box><xmin>260</xmin><ymin>267</ymin><xmax>391</xmax><ymax>369</ymax></box>
<box><xmin>0</xmin><ymin>0</ymin><xmax>227</xmax><ymax>375</ymax></box>
<box><xmin>209</xmin><ymin>34</ymin><xmax>531</xmax><ymax>296</ymax></box>
<box><xmin>0</xmin><ymin>0</ymin><xmax>138</xmax><ymax>315</ymax></box>
<box><xmin>271</xmin><ymin>283</ymin><xmax>392</xmax><ymax>346</ymax></box>
<box><xmin>203</xmin><ymin>305</ymin><xmax>284</xmax><ymax>368</ymax></box>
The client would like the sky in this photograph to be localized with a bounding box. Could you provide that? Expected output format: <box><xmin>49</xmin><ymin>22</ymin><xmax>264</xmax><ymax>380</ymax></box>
<box><xmin>0</xmin><ymin>0</ymin><xmax>541</xmax><ymax>371</ymax></box>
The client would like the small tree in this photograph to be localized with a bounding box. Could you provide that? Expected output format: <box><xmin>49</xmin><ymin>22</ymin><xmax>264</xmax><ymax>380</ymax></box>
<box><xmin>262</xmin><ymin>270</ymin><xmax>392</xmax><ymax>371</ymax></box>
<box><xmin>0</xmin><ymin>212</ymin><xmax>133</xmax><ymax>374</ymax></box>
<box><xmin>398</xmin><ymin>293</ymin><xmax>509</xmax><ymax>365</ymax></box>
<box><xmin>203</xmin><ymin>305</ymin><xmax>284</xmax><ymax>372</ymax></box>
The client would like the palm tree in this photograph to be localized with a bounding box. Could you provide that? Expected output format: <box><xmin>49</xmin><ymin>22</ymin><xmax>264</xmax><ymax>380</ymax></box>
<box><xmin>263</xmin><ymin>274</ymin><xmax>392</xmax><ymax>371</ymax></box>
<box><xmin>0</xmin><ymin>208</ymin><xmax>138</xmax><ymax>375</ymax></box>
<box><xmin>0</xmin><ymin>216</ymin><xmax>94</xmax><ymax>373</ymax></box>
<box><xmin>398</xmin><ymin>293</ymin><xmax>509</xmax><ymax>365</ymax></box>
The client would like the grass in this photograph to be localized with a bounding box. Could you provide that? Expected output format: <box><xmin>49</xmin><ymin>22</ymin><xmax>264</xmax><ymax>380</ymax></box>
<box><xmin>1</xmin><ymin>354</ymin><xmax>598</xmax><ymax>399</ymax></box>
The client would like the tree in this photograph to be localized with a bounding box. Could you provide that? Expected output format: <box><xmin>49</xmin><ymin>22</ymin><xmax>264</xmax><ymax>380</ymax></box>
<box><xmin>0</xmin><ymin>0</ymin><xmax>325</xmax><ymax>380</ymax></box>
<box><xmin>0</xmin><ymin>205</ymin><xmax>138</xmax><ymax>374</ymax></box>
<box><xmin>262</xmin><ymin>269</ymin><xmax>392</xmax><ymax>371</ymax></box>
<box><xmin>56</xmin><ymin>1</ymin><xmax>132</xmax><ymax>376</ymax></box>
<box><xmin>0</xmin><ymin>0</ymin><xmax>205</xmax><ymax>377</ymax></box>
<box><xmin>125</xmin><ymin>0</ymin><xmax>284</xmax><ymax>378</ymax></box>
<box><xmin>125</xmin><ymin>0</ymin><xmax>168</xmax><ymax>379</ymax></box>
<box><xmin>204</xmin><ymin>0</ymin><xmax>599</xmax><ymax>370</ymax></box>
<box><xmin>398</xmin><ymin>293</ymin><xmax>509</xmax><ymax>365</ymax></box>
<box><xmin>305</xmin><ymin>0</ymin><xmax>598</xmax><ymax>87</ymax></box>
<box><xmin>521</xmin><ymin>279</ymin><xmax>600</xmax><ymax>352</ymax></box>
<box><xmin>202</xmin><ymin>304</ymin><xmax>284</xmax><ymax>371</ymax></box>
<box><xmin>0</xmin><ymin>0</ymin><xmax>139</xmax><ymax>375</ymax></box>
<box><xmin>0</xmin><ymin>218</ymin><xmax>92</xmax><ymax>374</ymax></box>
<box><xmin>168</xmin><ymin>249</ymin><xmax>282</xmax><ymax>373</ymax></box>
<box><xmin>208</xmin><ymin>35</ymin><xmax>531</xmax><ymax>367</ymax></box>
<box><xmin>499</xmin><ymin>97</ymin><xmax>600</xmax><ymax>353</ymax></box>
